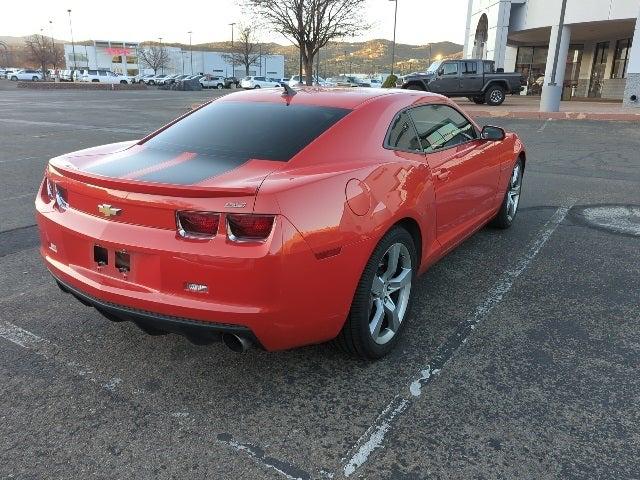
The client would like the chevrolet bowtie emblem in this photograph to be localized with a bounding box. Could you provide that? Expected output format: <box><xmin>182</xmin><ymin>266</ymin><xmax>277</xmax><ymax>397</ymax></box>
<box><xmin>97</xmin><ymin>204</ymin><xmax>122</xmax><ymax>217</ymax></box>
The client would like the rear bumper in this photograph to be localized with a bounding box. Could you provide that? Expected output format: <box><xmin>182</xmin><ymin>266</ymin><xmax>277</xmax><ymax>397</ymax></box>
<box><xmin>53</xmin><ymin>273</ymin><xmax>261</xmax><ymax>347</ymax></box>
<box><xmin>36</xmin><ymin>191</ymin><xmax>368</xmax><ymax>351</ymax></box>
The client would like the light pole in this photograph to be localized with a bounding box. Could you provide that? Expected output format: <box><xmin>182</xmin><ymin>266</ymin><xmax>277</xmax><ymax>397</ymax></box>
<box><xmin>389</xmin><ymin>0</ymin><xmax>398</xmax><ymax>76</ymax></box>
<box><xmin>229</xmin><ymin>23</ymin><xmax>236</xmax><ymax>78</ymax></box>
<box><xmin>158</xmin><ymin>37</ymin><xmax>164</xmax><ymax>74</ymax></box>
<box><xmin>67</xmin><ymin>9</ymin><xmax>76</xmax><ymax>81</ymax></box>
<box><xmin>188</xmin><ymin>31</ymin><xmax>193</xmax><ymax>74</ymax></box>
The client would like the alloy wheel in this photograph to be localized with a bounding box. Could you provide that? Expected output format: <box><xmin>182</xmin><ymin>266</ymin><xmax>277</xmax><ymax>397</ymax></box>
<box><xmin>368</xmin><ymin>243</ymin><xmax>412</xmax><ymax>345</ymax></box>
<box><xmin>490</xmin><ymin>89</ymin><xmax>504</xmax><ymax>104</ymax></box>
<box><xmin>506</xmin><ymin>162</ymin><xmax>522</xmax><ymax>221</ymax></box>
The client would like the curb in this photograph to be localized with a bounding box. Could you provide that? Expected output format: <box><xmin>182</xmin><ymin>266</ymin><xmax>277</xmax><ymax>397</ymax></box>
<box><xmin>466</xmin><ymin>110</ymin><xmax>640</xmax><ymax>122</ymax></box>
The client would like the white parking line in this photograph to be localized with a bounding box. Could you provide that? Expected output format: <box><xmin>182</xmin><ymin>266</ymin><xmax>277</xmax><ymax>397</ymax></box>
<box><xmin>341</xmin><ymin>203</ymin><xmax>574</xmax><ymax>477</ymax></box>
<box><xmin>538</xmin><ymin>118</ymin><xmax>552</xmax><ymax>133</ymax></box>
<box><xmin>0</xmin><ymin>320</ymin><xmax>123</xmax><ymax>392</ymax></box>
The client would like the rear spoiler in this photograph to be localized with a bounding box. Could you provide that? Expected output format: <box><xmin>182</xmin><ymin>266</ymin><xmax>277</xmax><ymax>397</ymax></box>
<box><xmin>48</xmin><ymin>163</ymin><xmax>257</xmax><ymax>198</ymax></box>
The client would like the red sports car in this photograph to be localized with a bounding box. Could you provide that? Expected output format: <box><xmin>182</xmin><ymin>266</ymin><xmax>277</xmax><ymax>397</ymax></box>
<box><xmin>35</xmin><ymin>87</ymin><xmax>525</xmax><ymax>358</ymax></box>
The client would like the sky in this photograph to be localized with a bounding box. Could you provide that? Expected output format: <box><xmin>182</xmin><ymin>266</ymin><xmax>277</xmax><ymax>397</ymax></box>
<box><xmin>3</xmin><ymin>0</ymin><xmax>468</xmax><ymax>46</ymax></box>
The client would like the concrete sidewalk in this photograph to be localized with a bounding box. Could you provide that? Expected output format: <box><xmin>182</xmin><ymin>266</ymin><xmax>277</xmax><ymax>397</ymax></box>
<box><xmin>458</xmin><ymin>95</ymin><xmax>640</xmax><ymax>121</ymax></box>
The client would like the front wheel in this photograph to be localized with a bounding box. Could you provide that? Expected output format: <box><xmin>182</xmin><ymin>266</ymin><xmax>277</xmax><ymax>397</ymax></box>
<box><xmin>485</xmin><ymin>85</ymin><xmax>506</xmax><ymax>106</ymax></box>
<box><xmin>10</xmin><ymin>76</ymin><xmax>17</xmax><ymax>81</ymax></box>
<box><xmin>336</xmin><ymin>227</ymin><xmax>417</xmax><ymax>359</ymax></box>
<box><xmin>216</xmin><ymin>83</ymin><xmax>224</xmax><ymax>89</ymax></box>
<box><xmin>32</xmin><ymin>76</ymin><xmax>39</xmax><ymax>82</ymax></box>
<box><xmin>490</xmin><ymin>157</ymin><xmax>524</xmax><ymax>229</ymax></box>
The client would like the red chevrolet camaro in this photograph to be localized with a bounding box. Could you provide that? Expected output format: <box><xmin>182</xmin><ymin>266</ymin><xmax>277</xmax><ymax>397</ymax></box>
<box><xmin>35</xmin><ymin>87</ymin><xmax>525</xmax><ymax>358</ymax></box>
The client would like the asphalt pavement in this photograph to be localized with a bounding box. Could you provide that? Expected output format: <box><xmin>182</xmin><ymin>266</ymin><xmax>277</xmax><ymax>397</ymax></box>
<box><xmin>1</xmin><ymin>80</ymin><xmax>639</xmax><ymax>479</ymax></box>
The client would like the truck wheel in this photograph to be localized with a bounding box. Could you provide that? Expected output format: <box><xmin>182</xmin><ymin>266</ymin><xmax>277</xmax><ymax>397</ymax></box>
<box><xmin>472</xmin><ymin>96</ymin><xmax>486</xmax><ymax>104</ymax></box>
<box><xmin>486</xmin><ymin>85</ymin><xmax>506</xmax><ymax>106</ymax></box>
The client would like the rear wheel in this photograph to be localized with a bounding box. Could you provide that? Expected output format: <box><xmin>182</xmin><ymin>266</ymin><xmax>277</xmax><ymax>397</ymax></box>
<box><xmin>486</xmin><ymin>85</ymin><xmax>506</xmax><ymax>106</ymax></box>
<box><xmin>336</xmin><ymin>227</ymin><xmax>417</xmax><ymax>359</ymax></box>
<box><xmin>490</xmin><ymin>157</ymin><xmax>524</xmax><ymax>229</ymax></box>
<box><xmin>32</xmin><ymin>76</ymin><xmax>39</xmax><ymax>82</ymax></box>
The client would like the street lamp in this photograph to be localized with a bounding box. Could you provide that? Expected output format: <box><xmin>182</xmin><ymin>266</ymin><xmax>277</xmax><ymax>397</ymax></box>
<box><xmin>188</xmin><ymin>31</ymin><xmax>193</xmax><ymax>74</ymax></box>
<box><xmin>229</xmin><ymin>23</ymin><xmax>237</xmax><ymax>78</ymax></box>
<box><xmin>389</xmin><ymin>0</ymin><xmax>398</xmax><ymax>76</ymax></box>
<box><xmin>67</xmin><ymin>9</ymin><xmax>76</xmax><ymax>81</ymax></box>
<box><xmin>158</xmin><ymin>37</ymin><xmax>164</xmax><ymax>74</ymax></box>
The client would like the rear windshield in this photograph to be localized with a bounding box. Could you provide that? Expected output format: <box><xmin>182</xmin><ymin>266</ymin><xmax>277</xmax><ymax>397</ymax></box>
<box><xmin>143</xmin><ymin>101</ymin><xmax>350</xmax><ymax>162</ymax></box>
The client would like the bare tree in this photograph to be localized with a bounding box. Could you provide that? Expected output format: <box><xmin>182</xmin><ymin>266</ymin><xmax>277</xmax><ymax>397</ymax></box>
<box><xmin>24</xmin><ymin>35</ymin><xmax>56</xmax><ymax>77</ymax></box>
<box><xmin>245</xmin><ymin>0</ymin><xmax>368</xmax><ymax>85</ymax></box>
<box><xmin>138</xmin><ymin>44</ymin><xmax>170</xmax><ymax>74</ymax></box>
<box><xmin>222</xmin><ymin>24</ymin><xmax>263</xmax><ymax>77</ymax></box>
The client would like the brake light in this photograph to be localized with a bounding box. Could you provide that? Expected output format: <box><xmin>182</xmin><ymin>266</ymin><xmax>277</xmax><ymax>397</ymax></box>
<box><xmin>227</xmin><ymin>214</ymin><xmax>275</xmax><ymax>242</ymax></box>
<box><xmin>176</xmin><ymin>211</ymin><xmax>220</xmax><ymax>238</ymax></box>
<box><xmin>44</xmin><ymin>177</ymin><xmax>68</xmax><ymax>211</ymax></box>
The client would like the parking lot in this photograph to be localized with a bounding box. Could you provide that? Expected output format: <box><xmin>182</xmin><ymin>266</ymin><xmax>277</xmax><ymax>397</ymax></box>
<box><xmin>1</xmin><ymin>80</ymin><xmax>639</xmax><ymax>479</ymax></box>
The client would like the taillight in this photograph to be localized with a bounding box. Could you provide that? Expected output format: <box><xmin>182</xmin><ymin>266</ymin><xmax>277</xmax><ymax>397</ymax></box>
<box><xmin>176</xmin><ymin>211</ymin><xmax>220</xmax><ymax>238</ymax></box>
<box><xmin>227</xmin><ymin>214</ymin><xmax>275</xmax><ymax>242</ymax></box>
<box><xmin>44</xmin><ymin>177</ymin><xmax>68</xmax><ymax>211</ymax></box>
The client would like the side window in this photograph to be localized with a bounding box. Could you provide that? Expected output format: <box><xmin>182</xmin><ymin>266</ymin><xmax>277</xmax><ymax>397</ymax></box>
<box><xmin>483</xmin><ymin>62</ymin><xmax>495</xmax><ymax>74</ymax></box>
<box><xmin>386</xmin><ymin>112</ymin><xmax>422</xmax><ymax>153</ymax></box>
<box><xmin>442</xmin><ymin>62</ymin><xmax>459</xmax><ymax>76</ymax></box>
<box><xmin>462</xmin><ymin>62</ymin><xmax>477</xmax><ymax>74</ymax></box>
<box><xmin>408</xmin><ymin>105</ymin><xmax>478</xmax><ymax>153</ymax></box>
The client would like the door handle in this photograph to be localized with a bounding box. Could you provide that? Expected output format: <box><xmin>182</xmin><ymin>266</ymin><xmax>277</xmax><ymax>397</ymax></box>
<box><xmin>434</xmin><ymin>169</ymin><xmax>451</xmax><ymax>181</ymax></box>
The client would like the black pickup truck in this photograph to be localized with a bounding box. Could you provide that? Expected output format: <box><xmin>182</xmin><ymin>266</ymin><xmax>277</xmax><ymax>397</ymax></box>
<box><xmin>401</xmin><ymin>59</ymin><xmax>525</xmax><ymax>106</ymax></box>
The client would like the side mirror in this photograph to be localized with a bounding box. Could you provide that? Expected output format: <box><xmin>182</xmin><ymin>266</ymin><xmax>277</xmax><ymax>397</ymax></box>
<box><xmin>481</xmin><ymin>125</ymin><xmax>506</xmax><ymax>141</ymax></box>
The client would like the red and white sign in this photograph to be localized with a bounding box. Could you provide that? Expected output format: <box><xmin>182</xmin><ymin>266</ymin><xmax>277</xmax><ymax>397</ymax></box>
<box><xmin>105</xmin><ymin>48</ymin><xmax>131</xmax><ymax>56</ymax></box>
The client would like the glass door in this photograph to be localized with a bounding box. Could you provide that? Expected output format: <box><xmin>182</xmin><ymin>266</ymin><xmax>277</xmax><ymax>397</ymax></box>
<box><xmin>588</xmin><ymin>42</ymin><xmax>609</xmax><ymax>98</ymax></box>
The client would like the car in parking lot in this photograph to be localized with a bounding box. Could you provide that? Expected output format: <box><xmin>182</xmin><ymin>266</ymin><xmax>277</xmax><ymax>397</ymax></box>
<box><xmin>133</xmin><ymin>74</ymin><xmax>154</xmax><ymax>84</ymax></box>
<box><xmin>9</xmin><ymin>69</ymin><xmax>43</xmax><ymax>81</ymax></box>
<box><xmin>240</xmin><ymin>76</ymin><xmax>281</xmax><ymax>89</ymax></box>
<box><xmin>325</xmin><ymin>76</ymin><xmax>371</xmax><ymax>87</ymax></box>
<box><xmin>145</xmin><ymin>74</ymin><xmax>168</xmax><ymax>85</ymax></box>
<box><xmin>80</xmin><ymin>69</ymin><xmax>131</xmax><ymax>84</ymax></box>
<box><xmin>288</xmin><ymin>75</ymin><xmax>328</xmax><ymax>87</ymax></box>
<box><xmin>199</xmin><ymin>75</ymin><xmax>226</xmax><ymax>89</ymax></box>
<box><xmin>35</xmin><ymin>88</ymin><xmax>525</xmax><ymax>358</ymax></box>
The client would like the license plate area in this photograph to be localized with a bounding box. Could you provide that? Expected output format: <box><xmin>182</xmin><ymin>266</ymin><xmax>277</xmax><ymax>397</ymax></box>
<box><xmin>115</xmin><ymin>250</ymin><xmax>130</xmax><ymax>274</ymax></box>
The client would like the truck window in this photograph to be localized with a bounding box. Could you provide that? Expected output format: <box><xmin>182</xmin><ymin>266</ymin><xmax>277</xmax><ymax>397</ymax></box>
<box><xmin>442</xmin><ymin>63</ymin><xmax>459</xmax><ymax>76</ymax></box>
<box><xmin>462</xmin><ymin>62</ymin><xmax>477</xmax><ymax>75</ymax></box>
<box><xmin>483</xmin><ymin>62</ymin><xmax>495</xmax><ymax>74</ymax></box>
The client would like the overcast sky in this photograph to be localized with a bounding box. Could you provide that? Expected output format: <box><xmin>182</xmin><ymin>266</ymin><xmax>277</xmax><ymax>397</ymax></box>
<box><xmin>4</xmin><ymin>0</ymin><xmax>468</xmax><ymax>46</ymax></box>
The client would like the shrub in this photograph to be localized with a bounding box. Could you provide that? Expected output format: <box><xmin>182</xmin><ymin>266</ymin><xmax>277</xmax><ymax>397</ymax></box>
<box><xmin>382</xmin><ymin>74</ymin><xmax>398</xmax><ymax>88</ymax></box>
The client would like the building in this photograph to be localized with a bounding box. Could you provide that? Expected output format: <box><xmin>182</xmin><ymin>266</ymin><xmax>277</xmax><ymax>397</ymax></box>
<box><xmin>63</xmin><ymin>40</ymin><xmax>285</xmax><ymax>79</ymax></box>
<box><xmin>463</xmin><ymin>0</ymin><xmax>640</xmax><ymax>107</ymax></box>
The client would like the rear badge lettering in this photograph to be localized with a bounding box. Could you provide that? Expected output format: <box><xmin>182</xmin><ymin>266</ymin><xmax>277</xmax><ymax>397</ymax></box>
<box><xmin>225</xmin><ymin>202</ymin><xmax>247</xmax><ymax>209</ymax></box>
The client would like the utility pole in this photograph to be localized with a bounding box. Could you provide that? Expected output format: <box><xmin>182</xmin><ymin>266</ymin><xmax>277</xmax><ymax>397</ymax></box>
<box><xmin>229</xmin><ymin>23</ymin><xmax>236</xmax><ymax>78</ymax></box>
<box><xmin>188</xmin><ymin>31</ymin><xmax>193</xmax><ymax>74</ymax></box>
<box><xmin>158</xmin><ymin>37</ymin><xmax>164</xmax><ymax>74</ymax></box>
<box><xmin>67</xmin><ymin>9</ymin><xmax>76</xmax><ymax>81</ymax></box>
<box><xmin>389</xmin><ymin>0</ymin><xmax>398</xmax><ymax>75</ymax></box>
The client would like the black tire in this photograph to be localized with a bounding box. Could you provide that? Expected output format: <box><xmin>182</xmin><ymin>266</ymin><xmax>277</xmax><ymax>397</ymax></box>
<box><xmin>216</xmin><ymin>83</ymin><xmax>224</xmax><ymax>89</ymax></box>
<box><xmin>472</xmin><ymin>96</ymin><xmax>486</xmax><ymax>104</ymax></box>
<box><xmin>490</xmin><ymin>157</ymin><xmax>524</xmax><ymax>229</ymax></box>
<box><xmin>10</xmin><ymin>76</ymin><xmax>17</xmax><ymax>81</ymax></box>
<box><xmin>32</xmin><ymin>76</ymin><xmax>39</xmax><ymax>82</ymax></box>
<box><xmin>335</xmin><ymin>226</ymin><xmax>417</xmax><ymax>359</ymax></box>
<box><xmin>92</xmin><ymin>79</ymin><xmax>99</xmax><ymax>83</ymax></box>
<box><xmin>120</xmin><ymin>80</ymin><xmax>127</xmax><ymax>84</ymax></box>
<box><xmin>485</xmin><ymin>85</ymin><xmax>506</xmax><ymax>106</ymax></box>
<box><xmin>254</xmin><ymin>85</ymin><xmax>261</xmax><ymax>89</ymax></box>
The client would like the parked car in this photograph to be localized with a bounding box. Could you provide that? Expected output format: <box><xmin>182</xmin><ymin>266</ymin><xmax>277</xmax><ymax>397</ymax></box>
<box><xmin>224</xmin><ymin>76</ymin><xmax>240</xmax><ymax>88</ymax></box>
<box><xmin>288</xmin><ymin>75</ymin><xmax>327</xmax><ymax>87</ymax></box>
<box><xmin>160</xmin><ymin>74</ymin><xmax>186</xmax><ymax>85</ymax></box>
<box><xmin>199</xmin><ymin>75</ymin><xmax>226</xmax><ymax>89</ymax></box>
<box><xmin>146</xmin><ymin>74</ymin><xmax>168</xmax><ymax>85</ymax></box>
<box><xmin>369</xmin><ymin>78</ymin><xmax>383</xmax><ymax>88</ymax></box>
<box><xmin>240</xmin><ymin>76</ymin><xmax>281</xmax><ymax>89</ymax></box>
<box><xmin>9</xmin><ymin>69</ymin><xmax>43</xmax><ymax>81</ymax></box>
<box><xmin>133</xmin><ymin>74</ymin><xmax>154</xmax><ymax>84</ymax></box>
<box><xmin>0</xmin><ymin>68</ymin><xmax>7</xmax><ymax>78</ymax></box>
<box><xmin>277</xmin><ymin>77</ymin><xmax>290</xmax><ymax>86</ymax></box>
<box><xmin>325</xmin><ymin>76</ymin><xmax>370</xmax><ymax>87</ymax></box>
<box><xmin>401</xmin><ymin>59</ymin><xmax>525</xmax><ymax>106</ymax></box>
<box><xmin>35</xmin><ymin>88</ymin><xmax>525</xmax><ymax>358</ymax></box>
<box><xmin>79</xmin><ymin>69</ymin><xmax>130</xmax><ymax>84</ymax></box>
